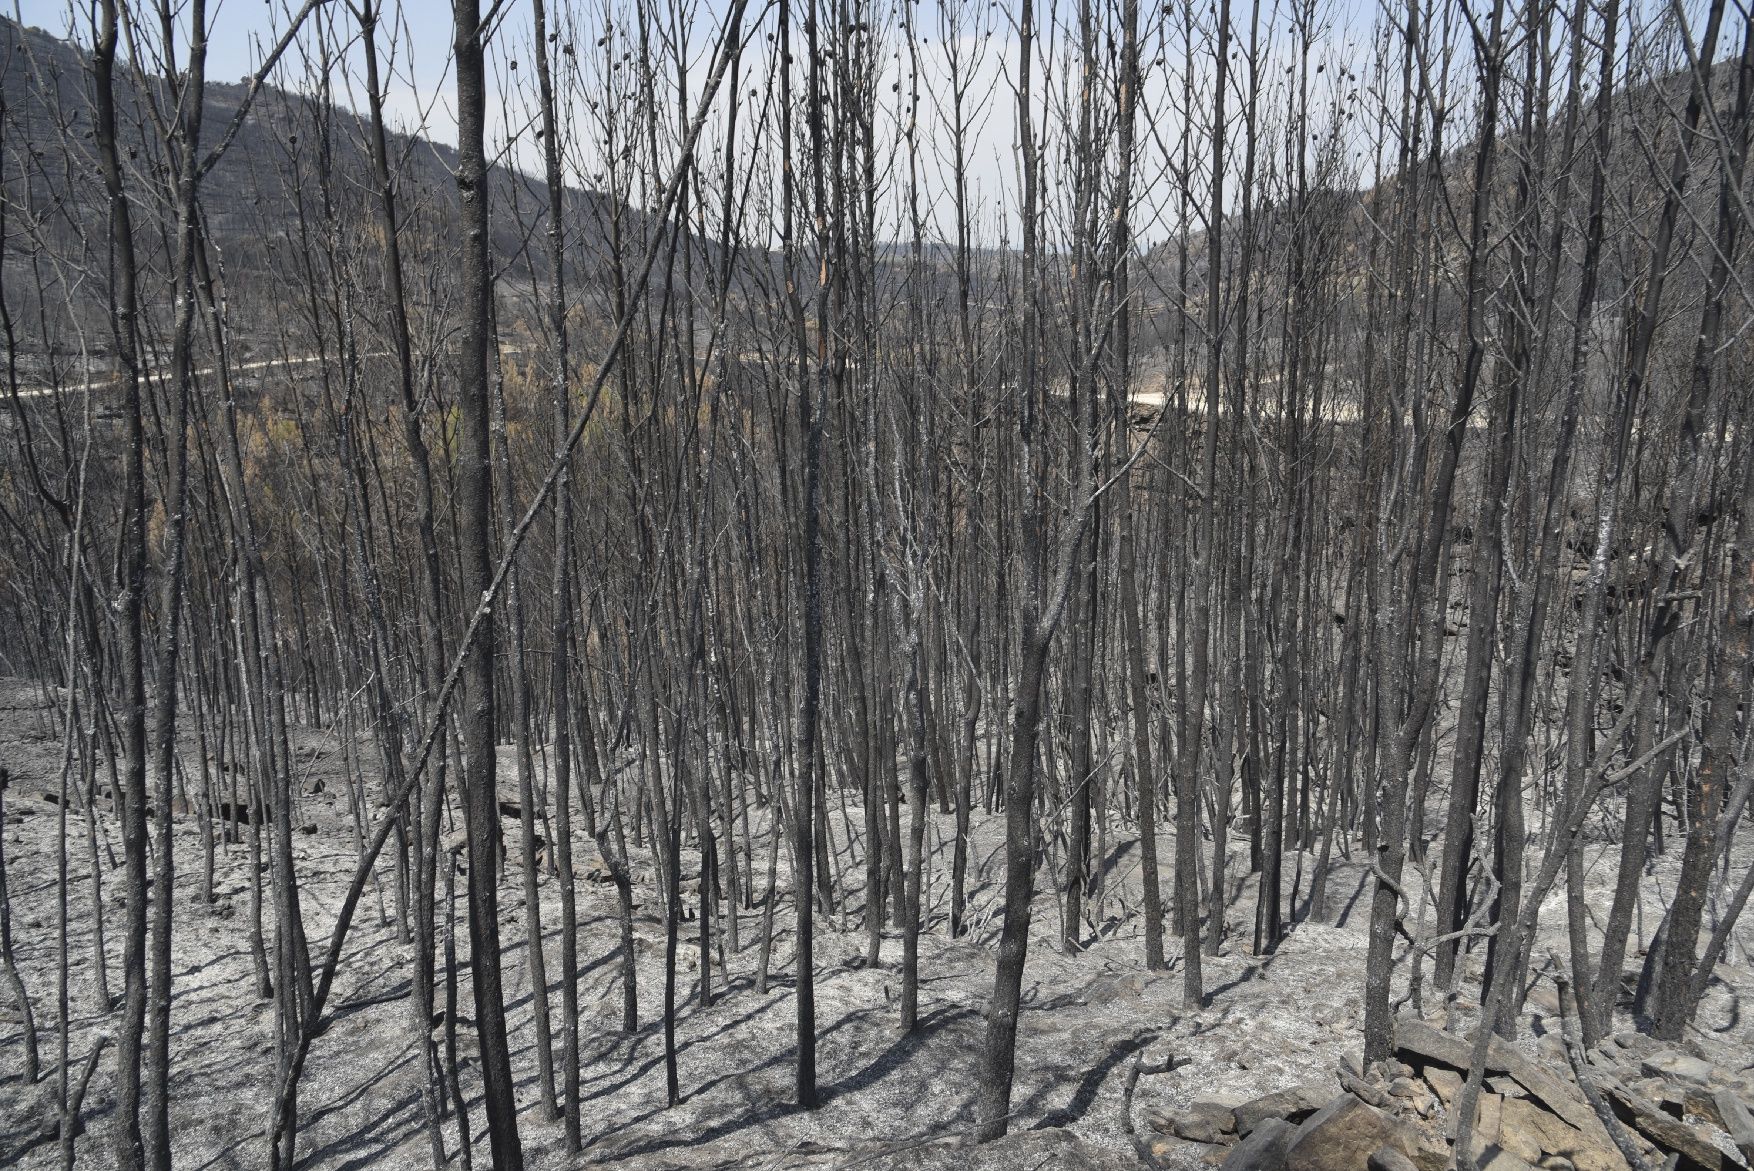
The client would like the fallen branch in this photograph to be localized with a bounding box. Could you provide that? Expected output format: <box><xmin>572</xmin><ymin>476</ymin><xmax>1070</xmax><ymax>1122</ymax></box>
<box><xmin>1119</xmin><ymin>1030</ymin><xmax>1177</xmax><ymax>1171</ymax></box>
<box><xmin>1551</xmin><ymin>952</ymin><xmax>1656</xmax><ymax>1171</ymax></box>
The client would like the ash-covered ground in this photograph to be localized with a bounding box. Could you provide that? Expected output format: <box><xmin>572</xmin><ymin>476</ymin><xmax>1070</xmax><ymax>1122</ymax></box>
<box><xmin>1</xmin><ymin>680</ymin><xmax>1749</xmax><ymax>1169</ymax></box>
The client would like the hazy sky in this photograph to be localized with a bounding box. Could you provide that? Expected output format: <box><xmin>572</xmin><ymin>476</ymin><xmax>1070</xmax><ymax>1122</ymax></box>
<box><xmin>10</xmin><ymin>0</ymin><xmax>1400</xmax><ymax>247</ymax></box>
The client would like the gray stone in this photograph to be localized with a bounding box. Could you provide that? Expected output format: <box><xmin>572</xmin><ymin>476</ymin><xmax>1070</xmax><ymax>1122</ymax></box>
<box><xmin>1368</xmin><ymin>1147</ymin><xmax>1422</xmax><ymax>1171</ymax></box>
<box><xmin>1601</xmin><ymin>1074</ymin><xmax>1745</xmax><ymax>1171</ymax></box>
<box><xmin>1613</xmin><ymin>1032</ymin><xmax>1659</xmax><ymax>1060</ymax></box>
<box><xmin>1150</xmin><ymin>1101</ymin><xmax>1239</xmax><ymax>1146</ymax></box>
<box><xmin>1497</xmin><ymin>1096</ymin><xmax>1627</xmax><ymax>1171</ymax></box>
<box><xmin>1465</xmin><ymin>1143</ymin><xmax>1543</xmax><ymax>1171</ymax></box>
<box><xmin>1424</xmin><ymin>1068</ymin><xmax>1462</xmax><ymax>1107</ymax></box>
<box><xmin>1394</xmin><ymin>1019</ymin><xmax>1617</xmax><ymax>1153</ymax></box>
<box><xmin>1640</xmin><ymin>1051</ymin><xmax>1721</xmax><ymax>1088</ymax></box>
<box><xmin>1712</xmin><ymin>1090</ymin><xmax>1754</xmax><ymax>1169</ymax></box>
<box><xmin>1220</xmin><ymin>1116</ymin><xmax>1297</xmax><ymax>1171</ymax></box>
<box><xmin>1234</xmin><ymin>1084</ymin><xmax>1336</xmax><ymax>1136</ymax></box>
<box><xmin>1281</xmin><ymin>1095</ymin><xmax>1445</xmax><ymax>1171</ymax></box>
<box><xmin>1148</xmin><ymin>1135</ymin><xmax>1230</xmax><ymax>1167</ymax></box>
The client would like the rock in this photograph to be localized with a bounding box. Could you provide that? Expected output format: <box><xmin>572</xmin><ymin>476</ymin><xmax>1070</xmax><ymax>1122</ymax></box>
<box><xmin>1613</xmin><ymin>1032</ymin><xmax>1659</xmax><ymax>1061</ymax></box>
<box><xmin>1635</xmin><ymin>1077</ymin><xmax>1725</xmax><ymax>1125</ymax></box>
<box><xmin>1465</xmin><ymin>1142</ymin><xmax>1543</xmax><ymax>1171</ymax></box>
<box><xmin>1221</xmin><ymin>1116</ymin><xmax>1297</xmax><ymax>1171</ymax></box>
<box><xmin>1205</xmin><ymin>1092</ymin><xmax>1255</xmax><ymax>1109</ymax></box>
<box><xmin>1490</xmin><ymin>1075</ymin><xmax>1530</xmax><ymax>1099</ymax></box>
<box><xmin>1630</xmin><ymin>1076</ymin><xmax>1671</xmax><ymax>1100</ymax></box>
<box><xmin>1368</xmin><ymin>1147</ymin><xmax>1423</xmax><ymax>1171</ymax></box>
<box><xmin>1498</xmin><ymin>1097</ymin><xmax>1627</xmax><ymax>1171</ymax></box>
<box><xmin>1394</xmin><ymin>1019</ymin><xmax>1617</xmax><ymax>1152</ymax></box>
<box><xmin>1425</xmin><ymin>1068</ymin><xmax>1463</xmax><ymax>1107</ymax></box>
<box><xmin>1472</xmin><ymin>1093</ymin><xmax>1507</xmax><ymax>1145</ymax></box>
<box><xmin>1712</xmin><ymin>1090</ymin><xmax>1754</xmax><ymax>1168</ymax></box>
<box><xmin>1148</xmin><ymin>1136</ymin><xmax>1228</xmax><ymax>1166</ymax></box>
<box><xmin>1395</xmin><ymin>1019</ymin><xmax>1512</xmax><ymax>1076</ymax></box>
<box><xmin>1282</xmin><ymin>1095</ymin><xmax>1445</xmax><ymax>1171</ymax></box>
<box><xmin>1342</xmin><ymin>1069</ymin><xmax>1399</xmax><ymax>1110</ymax></box>
<box><xmin>1151</xmin><ymin>1101</ymin><xmax>1239</xmax><ymax>1145</ymax></box>
<box><xmin>1235</xmin><ymin>1084</ymin><xmax>1335</xmax><ymax>1135</ymax></box>
<box><xmin>1602</xmin><ymin>1076</ymin><xmax>1748</xmax><ymax>1171</ymax></box>
<box><xmin>1641</xmin><ymin>1052</ymin><xmax>1721</xmax><ymax>1088</ymax></box>
<box><xmin>1389</xmin><ymin>1078</ymin><xmax>1426</xmax><ymax>1100</ymax></box>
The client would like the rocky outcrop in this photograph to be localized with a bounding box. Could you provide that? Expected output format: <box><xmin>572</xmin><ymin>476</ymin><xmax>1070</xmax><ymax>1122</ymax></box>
<box><xmin>1235</xmin><ymin>1086</ymin><xmax>1338</xmax><ymax>1136</ymax></box>
<box><xmin>1149</xmin><ymin>1018</ymin><xmax>1753</xmax><ymax>1171</ymax></box>
<box><xmin>1148</xmin><ymin>1100</ymin><xmax>1239</xmax><ymax>1145</ymax></box>
<box><xmin>1280</xmin><ymin>1096</ymin><xmax>1446</xmax><ymax>1171</ymax></box>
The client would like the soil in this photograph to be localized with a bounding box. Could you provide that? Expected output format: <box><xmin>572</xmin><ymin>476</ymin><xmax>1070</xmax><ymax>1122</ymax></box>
<box><xmin>0</xmin><ymin>678</ymin><xmax>1749</xmax><ymax>1169</ymax></box>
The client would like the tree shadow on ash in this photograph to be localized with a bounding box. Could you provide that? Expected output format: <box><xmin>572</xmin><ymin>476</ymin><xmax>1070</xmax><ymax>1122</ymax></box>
<box><xmin>1019</xmin><ymin>987</ymin><xmax>1085</xmax><ymax>1012</ymax></box>
<box><xmin>1092</xmin><ymin>838</ymin><xmax>1138</xmax><ymax>891</ymax></box>
<box><xmin>1325</xmin><ymin>863</ymin><xmax>1372</xmax><ymax>929</ymax></box>
<box><xmin>820</xmin><ymin>1004</ymin><xmax>980</xmax><ymax>1108</ymax></box>
<box><xmin>1022</xmin><ymin>1027</ymin><xmax>1162</xmax><ymax>1130</ymax></box>
<box><xmin>1702</xmin><ymin>976</ymin><xmax>1741</xmax><ymax>1034</ymax></box>
<box><xmin>573</xmin><ymin>982</ymin><xmax>787</xmax><ymax>1112</ymax></box>
<box><xmin>586</xmin><ymin>1002</ymin><xmax>979</xmax><ymax>1165</ymax></box>
<box><xmin>1205</xmin><ymin>947</ymin><xmax>1288</xmax><ymax>1001</ymax></box>
<box><xmin>294</xmin><ymin>1042</ymin><xmax>425</xmax><ymax>1171</ymax></box>
<box><xmin>300</xmin><ymin>1091</ymin><xmax>424</xmax><ymax>1171</ymax></box>
<box><xmin>190</xmin><ymin>1132</ymin><xmax>267</xmax><ymax>1171</ymax></box>
<box><xmin>303</xmin><ymin>1039</ymin><xmax>421</xmax><ymax>1126</ymax></box>
<box><xmin>324</xmin><ymin>974</ymin><xmax>414</xmax><ymax>1022</ymax></box>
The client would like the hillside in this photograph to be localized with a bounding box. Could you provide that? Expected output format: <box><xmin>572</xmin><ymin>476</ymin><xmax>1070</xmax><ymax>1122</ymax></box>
<box><xmin>0</xmin><ymin>13</ymin><xmax>687</xmax><ymax>371</ymax></box>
